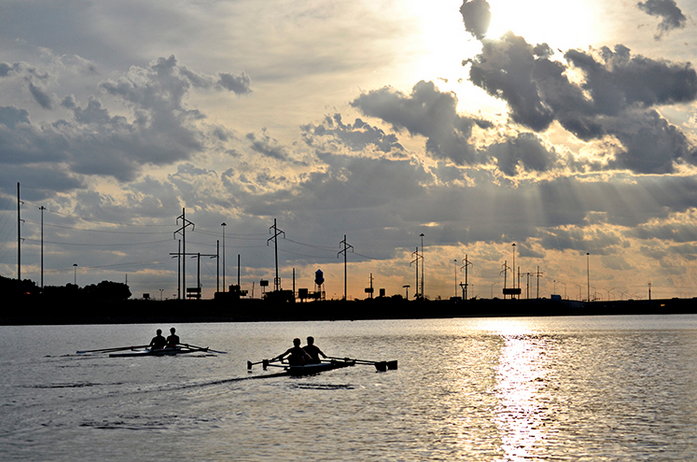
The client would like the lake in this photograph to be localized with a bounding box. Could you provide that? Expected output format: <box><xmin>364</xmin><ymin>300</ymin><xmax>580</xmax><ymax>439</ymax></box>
<box><xmin>2</xmin><ymin>315</ymin><xmax>697</xmax><ymax>461</ymax></box>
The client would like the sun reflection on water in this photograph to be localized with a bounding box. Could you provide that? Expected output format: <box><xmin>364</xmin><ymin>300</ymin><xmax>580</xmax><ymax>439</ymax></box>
<box><xmin>492</xmin><ymin>333</ymin><xmax>550</xmax><ymax>461</ymax></box>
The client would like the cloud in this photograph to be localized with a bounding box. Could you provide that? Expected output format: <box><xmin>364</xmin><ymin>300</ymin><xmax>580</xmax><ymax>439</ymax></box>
<box><xmin>467</xmin><ymin>32</ymin><xmax>556</xmax><ymax>132</ymax></box>
<box><xmin>459</xmin><ymin>0</ymin><xmax>491</xmax><ymax>40</ymax></box>
<box><xmin>466</xmin><ymin>32</ymin><xmax>697</xmax><ymax>174</ymax></box>
<box><xmin>0</xmin><ymin>106</ymin><xmax>30</xmax><ymax>128</ymax></box>
<box><xmin>350</xmin><ymin>80</ymin><xmax>491</xmax><ymax>166</ymax></box>
<box><xmin>0</xmin><ymin>54</ymin><xmax>252</xmax><ymax>192</ymax></box>
<box><xmin>485</xmin><ymin>132</ymin><xmax>557</xmax><ymax>176</ymax></box>
<box><xmin>301</xmin><ymin>113</ymin><xmax>406</xmax><ymax>157</ymax></box>
<box><xmin>637</xmin><ymin>0</ymin><xmax>687</xmax><ymax>39</ymax></box>
<box><xmin>28</xmin><ymin>81</ymin><xmax>53</xmax><ymax>109</ymax></box>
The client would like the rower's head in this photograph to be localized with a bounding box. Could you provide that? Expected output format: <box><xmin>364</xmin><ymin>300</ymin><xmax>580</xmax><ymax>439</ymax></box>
<box><xmin>170</xmin><ymin>327</ymin><xmax>176</xmax><ymax>334</ymax></box>
<box><xmin>307</xmin><ymin>336</ymin><xmax>315</xmax><ymax>345</ymax></box>
<box><xmin>293</xmin><ymin>338</ymin><xmax>301</xmax><ymax>346</ymax></box>
<box><xmin>156</xmin><ymin>329</ymin><xmax>162</xmax><ymax>335</ymax></box>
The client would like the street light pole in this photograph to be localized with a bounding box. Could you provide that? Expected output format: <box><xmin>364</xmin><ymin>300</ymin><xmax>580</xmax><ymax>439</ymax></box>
<box><xmin>586</xmin><ymin>252</ymin><xmax>590</xmax><ymax>302</ymax></box>
<box><xmin>221</xmin><ymin>222</ymin><xmax>226</xmax><ymax>292</ymax></box>
<box><xmin>420</xmin><ymin>233</ymin><xmax>425</xmax><ymax>299</ymax></box>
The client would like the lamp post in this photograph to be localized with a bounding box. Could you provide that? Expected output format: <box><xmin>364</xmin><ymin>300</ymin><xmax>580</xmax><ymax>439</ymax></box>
<box><xmin>73</xmin><ymin>263</ymin><xmax>78</xmax><ymax>286</ymax></box>
<box><xmin>420</xmin><ymin>233</ymin><xmax>425</xmax><ymax>299</ymax></box>
<box><xmin>512</xmin><ymin>243</ymin><xmax>517</xmax><ymax>299</ymax></box>
<box><xmin>454</xmin><ymin>259</ymin><xmax>458</xmax><ymax>298</ymax></box>
<box><xmin>221</xmin><ymin>222</ymin><xmax>227</xmax><ymax>292</ymax></box>
<box><xmin>586</xmin><ymin>252</ymin><xmax>590</xmax><ymax>302</ymax></box>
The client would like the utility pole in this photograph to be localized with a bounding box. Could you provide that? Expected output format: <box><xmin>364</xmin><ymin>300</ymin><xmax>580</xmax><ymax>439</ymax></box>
<box><xmin>174</xmin><ymin>208</ymin><xmax>195</xmax><ymax>300</ymax></box>
<box><xmin>461</xmin><ymin>255</ymin><xmax>473</xmax><ymax>301</ymax></box>
<box><xmin>338</xmin><ymin>234</ymin><xmax>353</xmax><ymax>301</ymax></box>
<box><xmin>268</xmin><ymin>219</ymin><xmax>285</xmax><ymax>292</ymax></box>
<box><xmin>500</xmin><ymin>260</ymin><xmax>509</xmax><ymax>299</ymax></box>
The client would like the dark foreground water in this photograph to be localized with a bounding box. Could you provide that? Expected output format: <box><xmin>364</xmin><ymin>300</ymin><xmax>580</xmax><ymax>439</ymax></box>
<box><xmin>1</xmin><ymin>315</ymin><xmax>697</xmax><ymax>461</ymax></box>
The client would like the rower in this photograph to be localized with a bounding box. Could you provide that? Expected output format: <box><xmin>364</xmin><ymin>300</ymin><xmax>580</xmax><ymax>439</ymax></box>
<box><xmin>166</xmin><ymin>327</ymin><xmax>180</xmax><ymax>348</ymax></box>
<box><xmin>302</xmin><ymin>336</ymin><xmax>327</xmax><ymax>364</ymax></box>
<box><xmin>273</xmin><ymin>338</ymin><xmax>312</xmax><ymax>366</ymax></box>
<box><xmin>149</xmin><ymin>329</ymin><xmax>166</xmax><ymax>350</ymax></box>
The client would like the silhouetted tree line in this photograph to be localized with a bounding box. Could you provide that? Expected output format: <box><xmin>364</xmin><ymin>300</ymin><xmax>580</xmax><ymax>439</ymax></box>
<box><xmin>1</xmin><ymin>274</ymin><xmax>131</xmax><ymax>301</ymax></box>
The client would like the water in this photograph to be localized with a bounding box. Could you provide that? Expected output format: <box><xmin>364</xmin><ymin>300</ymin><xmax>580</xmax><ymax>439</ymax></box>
<box><xmin>2</xmin><ymin>315</ymin><xmax>697</xmax><ymax>461</ymax></box>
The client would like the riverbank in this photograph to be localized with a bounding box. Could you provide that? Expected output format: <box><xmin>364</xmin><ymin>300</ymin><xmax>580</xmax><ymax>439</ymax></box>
<box><xmin>2</xmin><ymin>296</ymin><xmax>695</xmax><ymax>325</ymax></box>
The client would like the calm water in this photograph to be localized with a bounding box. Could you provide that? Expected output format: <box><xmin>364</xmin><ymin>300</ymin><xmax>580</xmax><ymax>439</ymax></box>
<box><xmin>1</xmin><ymin>315</ymin><xmax>697</xmax><ymax>461</ymax></box>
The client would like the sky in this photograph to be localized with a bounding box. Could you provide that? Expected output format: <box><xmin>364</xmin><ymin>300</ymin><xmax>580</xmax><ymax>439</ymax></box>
<box><xmin>2</xmin><ymin>0</ymin><xmax>697</xmax><ymax>302</ymax></box>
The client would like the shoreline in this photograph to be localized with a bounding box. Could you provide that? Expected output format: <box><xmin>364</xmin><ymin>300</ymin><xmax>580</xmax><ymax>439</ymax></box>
<box><xmin>2</xmin><ymin>296</ymin><xmax>695</xmax><ymax>325</ymax></box>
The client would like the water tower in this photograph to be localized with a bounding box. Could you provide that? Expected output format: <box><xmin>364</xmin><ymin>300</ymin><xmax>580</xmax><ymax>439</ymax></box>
<box><xmin>314</xmin><ymin>269</ymin><xmax>325</xmax><ymax>301</ymax></box>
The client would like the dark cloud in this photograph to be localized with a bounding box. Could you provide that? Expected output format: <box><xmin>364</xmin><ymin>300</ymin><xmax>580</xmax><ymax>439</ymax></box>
<box><xmin>466</xmin><ymin>32</ymin><xmax>697</xmax><ymax>174</ymax></box>
<box><xmin>637</xmin><ymin>0</ymin><xmax>687</xmax><ymax>39</ymax></box>
<box><xmin>246</xmin><ymin>130</ymin><xmax>291</xmax><ymax>162</ymax></box>
<box><xmin>0</xmin><ymin>62</ymin><xmax>21</xmax><ymax>77</ymax></box>
<box><xmin>0</xmin><ymin>55</ymin><xmax>254</xmax><ymax>183</ymax></box>
<box><xmin>607</xmin><ymin>109</ymin><xmax>695</xmax><ymax>173</ymax></box>
<box><xmin>467</xmin><ymin>32</ymin><xmax>555</xmax><ymax>132</ymax></box>
<box><xmin>351</xmin><ymin>80</ymin><xmax>491</xmax><ymax>165</ymax></box>
<box><xmin>0</xmin><ymin>106</ymin><xmax>30</xmax><ymax>128</ymax></box>
<box><xmin>459</xmin><ymin>0</ymin><xmax>491</xmax><ymax>40</ymax></box>
<box><xmin>28</xmin><ymin>81</ymin><xmax>53</xmax><ymax>109</ymax></box>
<box><xmin>217</xmin><ymin>72</ymin><xmax>252</xmax><ymax>95</ymax></box>
<box><xmin>486</xmin><ymin>132</ymin><xmax>556</xmax><ymax>176</ymax></box>
<box><xmin>564</xmin><ymin>45</ymin><xmax>697</xmax><ymax>110</ymax></box>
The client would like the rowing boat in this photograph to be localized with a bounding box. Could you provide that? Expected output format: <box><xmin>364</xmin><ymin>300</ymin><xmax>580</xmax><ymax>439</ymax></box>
<box><xmin>108</xmin><ymin>346</ymin><xmax>209</xmax><ymax>357</ymax></box>
<box><xmin>285</xmin><ymin>359</ymin><xmax>356</xmax><ymax>376</ymax></box>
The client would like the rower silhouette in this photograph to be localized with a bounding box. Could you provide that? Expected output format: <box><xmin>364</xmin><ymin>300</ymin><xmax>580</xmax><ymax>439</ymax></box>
<box><xmin>273</xmin><ymin>338</ymin><xmax>312</xmax><ymax>366</ymax></box>
<box><xmin>303</xmin><ymin>336</ymin><xmax>327</xmax><ymax>364</ymax></box>
<box><xmin>149</xmin><ymin>329</ymin><xmax>166</xmax><ymax>350</ymax></box>
<box><xmin>166</xmin><ymin>327</ymin><xmax>180</xmax><ymax>348</ymax></box>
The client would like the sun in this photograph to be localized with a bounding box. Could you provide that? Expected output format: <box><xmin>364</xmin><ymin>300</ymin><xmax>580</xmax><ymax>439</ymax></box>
<box><xmin>486</xmin><ymin>0</ymin><xmax>600</xmax><ymax>51</ymax></box>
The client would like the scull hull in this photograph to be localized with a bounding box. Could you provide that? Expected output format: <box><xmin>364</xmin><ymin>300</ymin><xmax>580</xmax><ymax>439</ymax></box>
<box><xmin>285</xmin><ymin>359</ymin><xmax>355</xmax><ymax>376</ymax></box>
<box><xmin>109</xmin><ymin>347</ymin><xmax>208</xmax><ymax>357</ymax></box>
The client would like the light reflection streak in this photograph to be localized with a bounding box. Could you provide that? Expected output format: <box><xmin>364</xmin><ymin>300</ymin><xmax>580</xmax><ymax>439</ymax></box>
<box><xmin>492</xmin><ymin>333</ymin><xmax>549</xmax><ymax>461</ymax></box>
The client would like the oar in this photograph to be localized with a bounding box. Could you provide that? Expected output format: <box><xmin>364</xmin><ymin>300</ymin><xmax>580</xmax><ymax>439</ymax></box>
<box><xmin>183</xmin><ymin>343</ymin><xmax>227</xmax><ymax>354</ymax></box>
<box><xmin>328</xmin><ymin>356</ymin><xmax>398</xmax><ymax>371</ymax></box>
<box><xmin>247</xmin><ymin>358</ymin><xmax>282</xmax><ymax>370</ymax></box>
<box><xmin>76</xmin><ymin>345</ymin><xmax>149</xmax><ymax>354</ymax></box>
